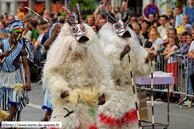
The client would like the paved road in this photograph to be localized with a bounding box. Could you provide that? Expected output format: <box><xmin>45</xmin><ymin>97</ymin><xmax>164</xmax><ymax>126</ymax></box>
<box><xmin>20</xmin><ymin>83</ymin><xmax>194</xmax><ymax>129</ymax></box>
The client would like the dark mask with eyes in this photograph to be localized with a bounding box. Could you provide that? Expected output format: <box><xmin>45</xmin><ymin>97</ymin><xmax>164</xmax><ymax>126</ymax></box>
<box><xmin>63</xmin><ymin>3</ymin><xmax>89</xmax><ymax>42</ymax></box>
<box><xmin>106</xmin><ymin>6</ymin><xmax>131</xmax><ymax>38</ymax></box>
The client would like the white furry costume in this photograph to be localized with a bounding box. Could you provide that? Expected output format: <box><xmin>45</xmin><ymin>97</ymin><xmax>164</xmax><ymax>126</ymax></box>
<box><xmin>42</xmin><ymin>22</ymin><xmax>114</xmax><ymax>129</ymax></box>
<box><xmin>97</xmin><ymin>21</ymin><xmax>152</xmax><ymax>129</ymax></box>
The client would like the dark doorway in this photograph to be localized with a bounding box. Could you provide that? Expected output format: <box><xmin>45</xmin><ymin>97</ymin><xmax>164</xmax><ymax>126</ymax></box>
<box><xmin>128</xmin><ymin>0</ymin><xmax>142</xmax><ymax>17</ymax></box>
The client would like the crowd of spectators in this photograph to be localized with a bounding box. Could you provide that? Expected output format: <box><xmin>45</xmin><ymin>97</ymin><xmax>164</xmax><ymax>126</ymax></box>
<box><xmin>0</xmin><ymin>0</ymin><xmax>194</xmax><ymax>103</ymax></box>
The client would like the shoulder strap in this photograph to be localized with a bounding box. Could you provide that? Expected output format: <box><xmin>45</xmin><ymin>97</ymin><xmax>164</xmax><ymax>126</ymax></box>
<box><xmin>2</xmin><ymin>39</ymin><xmax>16</xmax><ymax>72</ymax></box>
<box><xmin>22</xmin><ymin>37</ymin><xmax>26</xmax><ymax>48</ymax></box>
<box><xmin>1</xmin><ymin>43</ymin><xmax>4</xmax><ymax>52</ymax></box>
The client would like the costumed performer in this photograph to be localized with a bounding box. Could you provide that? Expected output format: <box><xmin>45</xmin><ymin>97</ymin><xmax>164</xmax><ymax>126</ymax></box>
<box><xmin>0</xmin><ymin>20</ymin><xmax>31</xmax><ymax>123</ymax></box>
<box><xmin>97</xmin><ymin>6</ymin><xmax>154</xmax><ymax>129</ymax></box>
<box><xmin>42</xmin><ymin>3</ymin><xmax>114</xmax><ymax>129</ymax></box>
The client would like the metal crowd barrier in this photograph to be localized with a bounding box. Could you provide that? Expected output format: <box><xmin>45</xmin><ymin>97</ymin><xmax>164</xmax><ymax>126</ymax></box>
<box><xmin>135</xmin><ymin>53</ymin><xmax>194</xmax><ymax>129</ymax></box>
<box><xmin>138</xmin><ymin>53</ymin><xmax>194</xmax><ymax>102</ymax></box>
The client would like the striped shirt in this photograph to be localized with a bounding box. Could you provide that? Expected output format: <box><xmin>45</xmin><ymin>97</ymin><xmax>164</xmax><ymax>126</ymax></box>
<box><xmin>18</xmin><ymin>37</ymin><xmax>34</xmax><ymax>63</ymax></box>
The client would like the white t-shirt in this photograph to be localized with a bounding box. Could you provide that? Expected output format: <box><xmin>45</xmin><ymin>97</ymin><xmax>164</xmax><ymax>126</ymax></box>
<box><xmin>152</xmin><ymin>38</ymin><xmax>163</xmax><ymax>50</ymax></box>
<box><xmin>189</xmin><ymin>41</ymin><xmax>194</xmax><ymax>51</ymax></box>
<box><xmin>175</xmin><ymin>14</ymin><xmax>183</xmax><ymax>28</ymax></box>
<box><xmin>22</xmin><ymin>31</ymin><xmax>32</xmax><ymax>39</ymax></box>
<box><xmin>157</xmin><ymin>26</ymin><xmax>166</xmax><ymax>39</ymax></box>
<box><xmin>168</xmin><ymin>45</ymin><xmax>178</xmax><ymax>63</ymax></box>
<box><xmin>37</xmin><ymin>34</ymin><xmax>44</xmax><ymax>41</ymax></box>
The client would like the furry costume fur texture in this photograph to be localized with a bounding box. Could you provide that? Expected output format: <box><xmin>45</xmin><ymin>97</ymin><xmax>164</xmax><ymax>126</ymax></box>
<box><xmin>42</xmin><ymin>23</ymin><xmax>114</xmax><ymax>129</ymax></box>
<box><xmin>0</xmin><ymin>109</ymin><xmax>9</xmax><ymax>121</ymax></box>
<box><xmin>97</xmin><ymin>23</ymin><xmax>152</xmax><ymax>129</ymax></box>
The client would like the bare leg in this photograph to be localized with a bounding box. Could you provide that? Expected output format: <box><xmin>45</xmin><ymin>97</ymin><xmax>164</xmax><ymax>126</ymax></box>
<box><xmin>44</xmin><ymin>110</ymin><xmax>52</xmax><ymax>121</ymax></box>
<box><xmin>39</xmin><ymin>111</ymin><xmax>52</xmax><ymax>129</ymax></box>
<box><xmin>7</xmin><ymin>104</ymin><xmax>23</xmax><ymax>129</ymax></box>
<box><xmin>168</xmin><ymin>84</ymin><xmax>173</xmax><ymax>98</ymax></box>
<box><xmin>7</xmin><ymin>104</ymin><xmax>16</xmax><ymax>120</ymax></box>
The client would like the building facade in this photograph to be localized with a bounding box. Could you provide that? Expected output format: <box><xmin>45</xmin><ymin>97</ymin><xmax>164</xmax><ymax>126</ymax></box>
<box><xmin>0</xmin><ymin>0</ymin><xmax>66</xmax><ymax>15</ymax></box>
<box><xmin>0</xmin><ymin>0</ymin><xmax>184</xmax><ymax>17</ymax></box>
<box><xmin>95</xmin><ymin>0</ymin><xmax>178</xmax><ymax>17</ymax></box>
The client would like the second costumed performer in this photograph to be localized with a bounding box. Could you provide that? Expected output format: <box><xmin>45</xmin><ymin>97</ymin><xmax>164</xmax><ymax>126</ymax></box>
<box><xmin>42</xmin><ymin>3</ymin><xmax>114</xmax><ymax>129</ymax></box>
<box><xmin>97</xmin><ymin>6</ymin><xmax>154</xmax><ymax>129</ymax></box>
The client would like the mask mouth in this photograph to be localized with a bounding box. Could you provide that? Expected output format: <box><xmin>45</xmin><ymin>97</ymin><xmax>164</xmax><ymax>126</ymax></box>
<box><xmin>75</xmin><ymin>35</ymin><xmax>89</xmax><ymax>42</ymax></box>
<box><xmin>118</xmin><ymin>30</ymin><xmax>131</xmax><ymax>38</ymax></box>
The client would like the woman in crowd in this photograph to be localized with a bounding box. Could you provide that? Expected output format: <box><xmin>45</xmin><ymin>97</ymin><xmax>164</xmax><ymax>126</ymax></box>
<box><xmin>145</xmin><ymin>29</ymin><xmax>163</xmax><ymax>55</ymax></box>
<box><xmin>113</xmin><ymin>5</ymin><xmax>121</xmax><ymax>19</ymax></box>
<box><xmin>0</xmin><ymin>20</ymin><xmax>8</xmax><ymax>33</ymax></box>
<box><xmin>163</xmin><ymin>26</ymin><xmax>173</xmax><ymax>42</ymax></box>
<box><xmin>85</xmin><ymin>15</ymin><xmax>95</xmax><ymax>27</ymax></box>
<box><xmin>143</xmin><ymin>26</ymin><xmax>157</xmax><ymax>48</ymax></box>
<box><xmin>177</xmin><ymin>30</ymin><xmax>187</xmax><ymax>44</ymax></box>
<box><xmin>94</xmin><ymin>0</ymin><xmax>109</xmax><ymax>20</ymax></box>
<box><xmin>92</xmin><ymin>24</ymin><xmax>99</xmax><ymax>34</ymax></box>
<box><xmin>22</xmin><ymin>21</ymin><xmax>32</xmax><ymax>39</ymax></box>
<box><xmin>141</xmin><ymin>20</ymin><xmax>150</xmax><ymax>39</ymax></box>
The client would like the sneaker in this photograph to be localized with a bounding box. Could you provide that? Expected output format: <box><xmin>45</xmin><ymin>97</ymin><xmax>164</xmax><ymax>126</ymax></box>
<box><xmin>146</xmin><ymin>97</ymin><xmax>151</xmax><ymax>101</ymax></box>
<box><xmin>183</xmin><ymin>100</ymin><xmax>190</xmax><ymax>105</ymax></box>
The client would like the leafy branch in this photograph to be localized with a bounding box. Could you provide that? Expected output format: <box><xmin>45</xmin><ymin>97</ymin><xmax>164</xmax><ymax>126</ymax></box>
<box><xmin>160</xmin><ymin>0</ymin><xmax>177</xmax><ymax>9</ymax></box>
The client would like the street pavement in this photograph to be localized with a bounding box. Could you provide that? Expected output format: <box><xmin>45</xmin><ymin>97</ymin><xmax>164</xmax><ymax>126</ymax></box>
<box><xmin>20</xmin><ymin>83</ymin><xmax>194</xmax><ymax>129</ymax></box>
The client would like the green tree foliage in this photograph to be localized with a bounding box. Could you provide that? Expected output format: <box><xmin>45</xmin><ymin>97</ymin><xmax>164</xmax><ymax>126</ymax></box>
<box><xmin>61</xmin><ymin>12</ymin><xmax>67</xmax><ymax>17</ymax></box>
<box><xmin>160</xmin><ymin>0</ymin><xmax>177</xmax><ymax>9</ymax></box>
<box><xmin>160</xmin><ymin>0</ymin><xmax>187</xmax><ymax>9</ymax></box>
<box><xmin>68</xmin><ymin>0</ymin><xmax>96</xmax><ymax>20</ymax></box>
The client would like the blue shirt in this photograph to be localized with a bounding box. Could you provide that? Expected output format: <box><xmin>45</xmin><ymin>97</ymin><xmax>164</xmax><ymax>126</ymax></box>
<box><xmin>0</xmin><ymin>28</ymin><xmax>8</xmax><ymax>33</ymax></box>
<box><xmin>183</xmin><ymin>6</ymin><xmax>194</xmax><ymax>24</ymax></box>
<box><xmin>41</xmin><ymin>32</ymin><xmax>49</xmax><ymax>45</ymax></box>
<box><xmin>0</xmin><ymin>37</ymin><xmax>4</xmax><ymax>42</ymax></box>
<box><xmin>175</xmin><ymin>14</ymin><xmax>183</xmax><ymax>28</ymax></box>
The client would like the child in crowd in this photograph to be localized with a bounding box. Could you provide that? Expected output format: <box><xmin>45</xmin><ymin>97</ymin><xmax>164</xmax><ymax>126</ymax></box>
<box><xmin>0</xmin><ymin>32</ymin><xmax>4</xmax><ymax>42</ymax></box>
<box><xmin>43</xmin><ymin>10</ymin><xmax>50</xmax><ymax>19</ymax></box>
<box><xmin>114</xmin><ymin>5</ymin><xmax>121</xmax><ymax>19</ymax></box>
<box><xmin>171</xmin><ymin>18</ymin><xmax>175</xmax><ymax>27</ymax></box>
<box><xmin>165</xmin><ymin>21</ymin><xmax>172</xmax><ymax>28</ymax></box>
<box><xmin>164</xmin><ymin>36</ymin><xmax>179</xmax><ymax>102</ymax></box>
<box><xmin>167</xmin><ymin>9</ymin><xmax>174</xmax><ymax>21</ymax></box>
<box><xmin>175</xmin><ymin>6</ymin><xmax>183</xmax><ymax>28</ymax></box>
<box><xmin>153</xmin><ymin>21</ymin><xmax>161</xmax><ymax>28</ymax></box>
<box><xmin>181</xmin><ymin>34</ymin><xmax>194</xmax><ymax>95</ymax></box>
<box><xmin>70</xmin><ymin>8</ymin><xmax>76</xmax><ymax>18</ymax></box>
<box><xmin>17</xmin><ymin>6</ymin><xmax>25</xmax><ymax>20</ymax></box>
<box><xmin>3</xmin><ymin>33</ymin><xmax>9</xmax><ymax>40</ymax></box>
